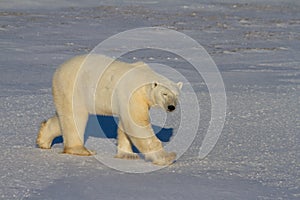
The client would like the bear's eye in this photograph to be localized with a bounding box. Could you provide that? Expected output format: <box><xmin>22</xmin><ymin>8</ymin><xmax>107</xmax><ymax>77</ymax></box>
<box><xmin>162</xmin><ymin>93</ymin><xmax>168</xmax><ymax>96</ymax></box>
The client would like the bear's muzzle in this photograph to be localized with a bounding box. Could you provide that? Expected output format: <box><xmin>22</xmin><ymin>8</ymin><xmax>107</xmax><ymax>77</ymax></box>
<box><xmin>167</xmin><ymin>105</ymin><xmax>176</xmax><ymax>112</ymax></box>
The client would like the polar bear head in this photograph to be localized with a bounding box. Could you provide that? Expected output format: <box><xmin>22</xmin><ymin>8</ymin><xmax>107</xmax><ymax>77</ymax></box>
<box><xmin>150</xmin><ymin>81</ymin><xmax>183</xmax><ymax>112</ymax></box>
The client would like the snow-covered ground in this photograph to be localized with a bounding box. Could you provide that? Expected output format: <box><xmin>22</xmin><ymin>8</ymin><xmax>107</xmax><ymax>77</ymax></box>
<box><xmin>0</xmin><ymin>0</ymin><xmax>299</xmax><ymax>199</ymax></box>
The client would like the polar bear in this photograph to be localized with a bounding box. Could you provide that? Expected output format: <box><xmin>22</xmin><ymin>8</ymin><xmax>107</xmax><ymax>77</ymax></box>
<box><xmin>37</xmin><ymin>54</ymin><xmax>182</xmax><ymax>166</ymax></box>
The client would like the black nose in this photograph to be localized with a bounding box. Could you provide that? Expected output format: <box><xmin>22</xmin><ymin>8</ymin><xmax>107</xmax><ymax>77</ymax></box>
<box><xmin>168</xmin><ymin>105</ymin><xmax>175</xmax><ymax>111</ymax></box>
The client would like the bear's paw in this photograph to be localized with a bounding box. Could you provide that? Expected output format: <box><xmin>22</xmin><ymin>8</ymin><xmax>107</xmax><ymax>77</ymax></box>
<box><xmin>36</xmin><ymin>121</ymin><xmax>52</xmax><ymax>149</ymax></box>
<box><xmin>145</xmin><ymin>150</ymin><xmax>176</xmax><ymax>166</ymax></box>
<box><xmin>63</xmin><ymin>146</ymin><xmax>96</xmax><ymax>156</ymax></box>
<box><xmin>115</xmin><ymin>152</ymin><xmax>140</xmax><ymax>160</ymax></box>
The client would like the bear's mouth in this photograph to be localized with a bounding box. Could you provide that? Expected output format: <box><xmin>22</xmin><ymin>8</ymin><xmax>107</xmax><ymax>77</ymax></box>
<box><xmin>167</xmin><ymin>105</ymin><xmax>176</xmax><ymax>112</ymax></box>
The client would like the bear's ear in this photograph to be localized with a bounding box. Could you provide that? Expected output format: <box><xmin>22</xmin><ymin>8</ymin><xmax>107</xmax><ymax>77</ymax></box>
<box><xmin>152</xmin><ymin>81</ymin><xmax>158</xmax><ymax>89</ymax></box>
<box><xmin>177</xmin><ymin>82</ymin><xmax>183</xmax><ymax>90</ymax></box>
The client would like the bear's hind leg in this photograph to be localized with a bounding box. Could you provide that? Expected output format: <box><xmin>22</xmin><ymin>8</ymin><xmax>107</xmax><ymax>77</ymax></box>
<box><xmin>115</xmin><ymin>123</ymin><xmax>139</xmax><ymax>160</ymax></box>
<box><xmin>60</xmin><ymin>111</ymin><xmax>95</xmax><ymax>156</ymax></box>
<box><xmin>37</xmin><ymin>115</ymin><xmax>61</xmax><ymax>149</ymax></box>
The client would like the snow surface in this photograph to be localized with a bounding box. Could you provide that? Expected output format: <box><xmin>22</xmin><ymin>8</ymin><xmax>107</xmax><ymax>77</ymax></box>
<box><xmin>0</xmin><ymin>0</ymin><xmax>299</xmax><ymax>199</ymax></box>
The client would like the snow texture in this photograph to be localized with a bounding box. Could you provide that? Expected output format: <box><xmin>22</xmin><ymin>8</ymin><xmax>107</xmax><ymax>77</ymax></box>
<box><xmin>0</xmin><ymin>0</ymin><xmax>299</xmax><ymax>199</ymax></box>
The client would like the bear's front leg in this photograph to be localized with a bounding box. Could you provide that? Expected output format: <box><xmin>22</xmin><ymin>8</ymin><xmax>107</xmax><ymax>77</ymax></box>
<box><xmin>121</xmin><ymin>92</ymin><xmax>176</xmax><ymax>165</ymax></box>
<box><xmin>129</xmin><ymin>135</ymin><xmax>176</xmax><ymax>166</ymax></box>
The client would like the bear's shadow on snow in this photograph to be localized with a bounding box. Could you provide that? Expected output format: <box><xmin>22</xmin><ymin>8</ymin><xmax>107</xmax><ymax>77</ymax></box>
<box><xmin>51</xmin><ymin>115</ymin><xmax>174</xmax><ymax>153</ymax></box>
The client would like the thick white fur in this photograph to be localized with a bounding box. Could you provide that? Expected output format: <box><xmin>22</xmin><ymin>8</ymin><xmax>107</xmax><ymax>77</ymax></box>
<box><xmin>37</xmin><ymin>54</ymin><xmax>182</xmax><ymax>165</ymax></box>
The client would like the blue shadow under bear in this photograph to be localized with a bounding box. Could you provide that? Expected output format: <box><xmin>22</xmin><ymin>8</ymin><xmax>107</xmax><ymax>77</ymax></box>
<box><xmin>52</xmin><ymin>115</ymin><xmax>174</xmax><ymax>153</ymax></box>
